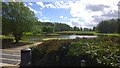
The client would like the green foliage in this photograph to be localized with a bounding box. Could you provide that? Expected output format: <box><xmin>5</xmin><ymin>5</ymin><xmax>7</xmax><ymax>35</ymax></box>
<box><xmin>42</xmin><ymin>26</ymin><xmax>53</xmax><ymax>33</ymax></box>
<box><xmin>31</xmin><ymin>37</ymin><xmax>120</xmax><ymax>67</ymax></box>
<box><xmin>2</xmin><ymin>2</ymin><xmax>37</xmax><ymax>42</ymax></box>
<box><xmin>69</xmin><ymin>37</ymin><xmax>120</xmax><ymax>67</ymax></box>
<box><xmin>33</xmin><ymin>22</ymin><xmax>72</xmax><ymax>34</ymax></box>
<box><xmin>73</xmin><ymin>26</ymin><xmax>80</xmax><ymax>31</ymax></box>
<box><xmin>97</xmin><ymin>19</ymin><xmax>119</xmax><ymax>33</ymax></box>
<box><xmin>54</xmin><ymin>23</ymin><xmax>72</xmax><ymax>32</ymax></box>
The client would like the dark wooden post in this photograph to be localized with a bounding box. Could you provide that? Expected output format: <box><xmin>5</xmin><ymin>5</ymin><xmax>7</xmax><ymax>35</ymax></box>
<box><xmin>81</xmin><ymin>60</ymin><xmax>86</xmax><ymax>66</ymax></box>
<box><xmin>20</xmin><ymin>48</ymin><xmax>31</xmax><ymax>66</ymax></box>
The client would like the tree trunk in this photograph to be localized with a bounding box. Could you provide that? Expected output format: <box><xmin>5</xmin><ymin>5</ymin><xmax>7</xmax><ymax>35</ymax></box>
<box><xmin>15</xmin><ymin>38</ymin><xmax>19</xmax><ymax>43</ymax></box>
<box><xmin>14</xmin><ymin>33</ymin><xmax>22</xmax><ymax>43</ymax></box>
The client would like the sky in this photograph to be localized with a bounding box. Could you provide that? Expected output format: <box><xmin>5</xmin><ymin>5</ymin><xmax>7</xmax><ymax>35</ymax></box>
<box><xmin>23</xmin><ymin>0</ymin><xmax>119</xmax><ymax>28</ymax></box>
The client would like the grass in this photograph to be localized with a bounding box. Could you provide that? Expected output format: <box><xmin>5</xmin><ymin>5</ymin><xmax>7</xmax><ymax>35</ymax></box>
<box><xmin>55</xmin><ymin>31</ymin><xmax>95</xmax><ymax>35</ymax></box>
<box><xmin>44</xmin><ymin>33</ymin><xmax>61</xmax><ymax>36</ymax></box>
<box><xmin>43</xmin><ymin>38</ymin><xmax>71</xmax><ymax>41</ymax></box>
<box><xmin>0</xmin><ymin>34</ymin><xmax>14</xmax><ymax>39</ymax></box>
<box><xmin>54</xmin><ymin>31</ymin><xmax>120</xmax><ymax>36</ymax></box>
<box><xmin>95</xmin><ymin>33</ymin><xmax>120</xmax><ymax>36</ymax></box>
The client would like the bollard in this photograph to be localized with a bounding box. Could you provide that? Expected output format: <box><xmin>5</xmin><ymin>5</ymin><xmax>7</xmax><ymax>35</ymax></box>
<box><xmin>20</xmin><ymin>48</ymin><xmax>31</xmax><ymax>66</ymax></box>
<box><xmin>81</xmin><ymin>60</ymin><xmax>86</xmax><ymax>66</ymax></box>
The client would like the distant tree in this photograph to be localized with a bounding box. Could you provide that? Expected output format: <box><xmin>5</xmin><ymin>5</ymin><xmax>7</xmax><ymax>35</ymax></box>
<box><xmin>32</xmin><ymin>21</ymin><xmax>43</xmax><ymax>35</ymax></box>
<box><xmin>97</xmin><ymin>19</ymin><xmax>119</xmax><ymax>33</ymax></box>
<box><xmin>89</xmin><ymin>28</ymin><xmax>92</xmax><ymax>31</ymax></box>
<box><xmin>2</xmin><ymin>2</ymin><xmax>37</xmax><ymax>43</ymax></box>
<box><xmin>54</xmin><ymin>23</ymin><xmax>72</xmax><ymax>31</ymax></box>
<box><xmin>79</xmin><ymin>27</ymin><xmax>82</xmax><ymax>31</ymax></box>
<box><xmin>83</xmin><ymin>28</ymin><xmax>89</xmax><ymax>31</ymax></box>
<box><xmin>42</xmin><ymin>26</ymin><xmax>53</xmax><ymax>33</ymax></box>
<box><xmin>92</xmin><ymin>27</ymin><xmax>96</xmax><ymax>31</ymax></box>
<box><xmin>73</xmin><ymin>26</ymin><xmax>79</xmax><ymax>31</ymax></box>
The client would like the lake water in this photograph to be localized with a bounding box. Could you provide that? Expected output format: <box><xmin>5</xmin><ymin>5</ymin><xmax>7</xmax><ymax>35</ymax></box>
<box><xmin>27</xmin><ymin>35</ymin><xmax>98</xmax><ymax>41</ymax></box>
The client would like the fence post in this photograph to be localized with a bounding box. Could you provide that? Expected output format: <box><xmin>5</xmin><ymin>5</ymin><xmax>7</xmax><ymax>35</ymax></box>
<box><xmin>20</xmin><ymin>48</ymin><xmax>31</xmax><ymax>66</ymax></box>
<box><xmin>81</xmin><ymin>60</ymin><xmax>86</xmax><ymax>66</ymax></box>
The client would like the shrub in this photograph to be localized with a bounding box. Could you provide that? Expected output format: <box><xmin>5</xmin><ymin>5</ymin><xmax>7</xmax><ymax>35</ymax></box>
<box><xmin>2</xmin><ymin>38</ymin><xmax>13</xmax><ymax>43</ymax></box>
<box><xmin>30</xmin><ymin>36</ymin><xmax>120</xmax><ymax>67</ymax></box>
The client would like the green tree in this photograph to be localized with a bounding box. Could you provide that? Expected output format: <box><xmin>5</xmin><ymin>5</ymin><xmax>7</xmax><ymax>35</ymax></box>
<box><xmin>54</xmin><ymin>23</ymin><xmax>72</xmax><ymax>31</ymax></box>
<box><xmin>97</xmin><ymin>19</ymin><xmax>119</xmax><ymax>33</ymax></box>
<box><xmin>73</xmin><ymin>26</ymin><xmax>79</xmax><ymax>31</ymax></box>
<box><xmin>2</xmin><ymin>2</ymin><xmax>37</xmax><ymax>43</ymax></box>
<box><xmin>42</xmin><ymin>26</ymin><xmax>53</xmax><ymax>33</ymax></box>
<box><xmin>79</xmin><ymin>27</ymin><xmax>82</xmax><ymax>31</ymax></box>
<box><xmin>93</xmin><ymin>27</ymin><xmax>96</xmax><ymax>31</ymax></box>
<box><xmin>83</xmin><ymin>28</ymin><xmax>89</xmax><ymax>31</ymax></box>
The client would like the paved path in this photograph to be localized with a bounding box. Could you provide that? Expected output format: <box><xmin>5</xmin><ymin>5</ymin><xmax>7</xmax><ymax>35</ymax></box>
<box><xmin>0</xmin><ymin>42</ymin><xmax>42</xmax><ymax>67</ymax></box>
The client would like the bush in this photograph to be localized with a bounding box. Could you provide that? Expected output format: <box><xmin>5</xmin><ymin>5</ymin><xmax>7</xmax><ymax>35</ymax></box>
<box><xmin>2</xmin><ymin>38</ymin><xmax>13</xmax><ymax>43</ymax></box>
<box><xmin>30</xmin><ymin>37</ymin><xmax>120</xmax><ymax>67</ymax></box>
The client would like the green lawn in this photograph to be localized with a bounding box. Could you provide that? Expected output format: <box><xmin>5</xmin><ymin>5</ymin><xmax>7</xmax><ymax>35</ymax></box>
<box><xmin>54</xmin><ymin>31</ymin><xmax>95</xmax><ymax>35</ymax></box>
<box><xmin>54</xmin><ymin>31</ymin><xmax>120</xmax><ymax>36</ymax></box>
<box><xmin>43</xmin><ymin>38</ymin><xmax>71</xmax><ymax>41</ymax></box>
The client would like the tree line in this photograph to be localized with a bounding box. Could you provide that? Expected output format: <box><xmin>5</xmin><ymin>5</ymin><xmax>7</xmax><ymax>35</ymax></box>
<box><xmin>32</xmin><ymin>21</ymin><xmax>96</xmax><ymax>34</ymax></box>
<box><xmin>96</xmin><ymin>19</ymin><xmax>120</xmax><ymax>33</ymax></box>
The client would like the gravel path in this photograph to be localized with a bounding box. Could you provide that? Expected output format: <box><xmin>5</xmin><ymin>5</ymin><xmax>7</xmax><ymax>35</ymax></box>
<box><xmin>0</xmin><ymin>42</ymin><xmax>42</xmax><ymax>67</ymax></box>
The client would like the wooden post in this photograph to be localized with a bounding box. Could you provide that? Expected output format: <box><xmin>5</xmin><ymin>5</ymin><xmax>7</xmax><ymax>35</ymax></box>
<box><xmin>20</xmin><ymin>48</ymin><xmax>31</xmax><ymax>66</ymax></box>
<box><xmin>81</xmin><ymin>60</ymin><xmax>86</xmax><ymax>66</ymax></box>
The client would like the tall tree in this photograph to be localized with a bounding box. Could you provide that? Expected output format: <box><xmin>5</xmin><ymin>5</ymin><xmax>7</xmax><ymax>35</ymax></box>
<box><xmin>2</xmin><ymin>2</ymin><xmax>37</xmax><ymax>43</ymax></box>
<box><xmin>73</xmin><ymin>26</ymin><xmax>79</xmax><ymax>31</ymax></box>
<box><xmin>42</xmin><ymin>26</ymin><xmax>53</xmax><ymax>33</ymax></box>
<box><xmin>97</xmin><ymin>19</ymin><xmax>119</xmax><ymax>33</ymax></box>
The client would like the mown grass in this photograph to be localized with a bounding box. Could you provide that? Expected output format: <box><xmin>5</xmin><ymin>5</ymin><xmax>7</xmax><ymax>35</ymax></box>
<box><xmin>54</xmin><ymin>31</ymin><xmax>120</xmax><ymax>36</ymax></box>
<box><xmin>95</xmin><ymin>33</ymin><xmax>120</xmax><ymax>36</ymax></box>
<box><xmin>43</xmin><ymin>38</ymin><xmax>71</xmax><ymax>41</ymax></box>
<box><xmin>55</xmin><ymin>31</ymin><xmax>95</xmax><ymax>35</ymax></box>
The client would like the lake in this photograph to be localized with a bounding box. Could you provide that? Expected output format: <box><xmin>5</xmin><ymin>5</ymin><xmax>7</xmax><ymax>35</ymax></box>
<box><xmin>25</xmin><ymin>35</ymin><xmax>98</xmax><ymax>41</ymax></box>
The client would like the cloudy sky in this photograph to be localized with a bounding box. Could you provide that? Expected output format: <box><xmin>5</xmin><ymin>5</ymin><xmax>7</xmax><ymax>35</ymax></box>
<box><xmin>24</xmin><ymin>0</ymin><xmax>119</xmax><ymax>28</ymax></box>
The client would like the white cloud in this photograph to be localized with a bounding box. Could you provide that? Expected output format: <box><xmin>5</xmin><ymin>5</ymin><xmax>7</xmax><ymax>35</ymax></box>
<box><xmin>38</xmin><ymin>19</ymin><xmax>43</xmax><ymax>22</ymax></box>
<box><xmin>53</xmin><ymin>1</ymin><xmax>71</xmax><ymax>9</ymax></box>
<box><xmin>28</xmin><ymin>6</ymin><xmax>37</xmax><ymax>13</ymax></box>
<box><xmin>64</xmin><ymin>17</ymin><xmax>67</xmax><ymax>19</ymax></box>
<box><xmin>36</xmin><ymin>1</ymin><xmax>71</xmax><ymax>9</ymax></box>
<box><xmin>65</xmin><ymin>0</ymin><xmax>119</xmax><ymax>28</ymax></box>
<box><xmin>38</xmin><ymin>11</ymin><xmax>42</xmax><ymax>16</ymax></box>
<box><xmin>24</xmin><ymin>3</ymin><xmax>27</xmax><ymax>6</ymax></box>
<box><xmin>28</xmin><ymin>3</ymin><xmax>33</xmax><ymax>6</ymax></box>
<box><xmin>43</xmin><ymin>17</ymin><xmax>47</xmax><ymax>19</ymax></box>
<box><xmin>60</xmin><ymin>16</ymin><xmax>67</xmax><ymax>19</ymax></box>
<box><xmin>36</xmin><ymin>2</ymin><xmax>45</xmax><ymax>8</ymax></box>
<box><xmin>45</xmin><ymin>3</ymin><xmax>56</xmax><ymax>8</ymax></box>
<box><xmin>39</xmin><ymin>17</ymin><xmax>50</xmax><ymax>22</ymax></box>
<box><xmin>44</xmin><ymin>19</ymin><xmax>50</xmax><ymax>22</ymax></box>
<box><xmin>60</xmin><ymin>16</ymin><xmax>63</xmax><ymax>18</ymax></box>
<box><xmin>38</xmin><ymin>18</ymin><xmax>50</xmax><ymax>22</ymax></box>
<box><xmin>36</xmin><ymin>0</ymin><xmax>119</xmax><ymax>28</ymax></box>
<box><xmin>24</xmin><ymin>3</ymin><xmax>37</xmax><ymax>14</ymax></box>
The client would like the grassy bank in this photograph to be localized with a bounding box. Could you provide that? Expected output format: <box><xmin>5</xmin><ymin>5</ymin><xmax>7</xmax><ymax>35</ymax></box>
<box><xmin>54</xmin><ymin>31</ymin><xmax>120</xmax><ymax>36</ymax></box>
<box><xmin>55</xmin><ymin>31</ymin><xmax>95</xmax><ymax>35</ymax></box>
<box><xmin>95</xmin><ymin>33</ymin><xmax>120</xmax><ymax>36</ymax></box>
